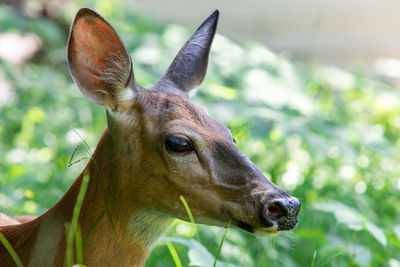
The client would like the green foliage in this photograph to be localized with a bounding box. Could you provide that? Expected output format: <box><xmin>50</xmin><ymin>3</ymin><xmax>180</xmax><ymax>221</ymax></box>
<box><xmin>1</xmin><ymin>1</ymin><xmax>400</xmax><ymax>266</ymax></box>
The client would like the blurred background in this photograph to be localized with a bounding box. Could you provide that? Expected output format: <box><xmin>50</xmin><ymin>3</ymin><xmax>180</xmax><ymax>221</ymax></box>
<box><xmin>135</xmin><ymin>0</ymin><xmax>400</xmax><ymax>70</ymax></box>
<box><xmin>1</xmin><ymin>0</ymin><xmax>400</xmax><ymax>266</ymax></box>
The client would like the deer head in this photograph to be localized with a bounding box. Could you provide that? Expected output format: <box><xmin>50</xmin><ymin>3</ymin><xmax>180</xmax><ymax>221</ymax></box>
<box><xmin>67</xmin><ymin>8</ymin><xmax>300</xmax><ymax>238</ymax></box>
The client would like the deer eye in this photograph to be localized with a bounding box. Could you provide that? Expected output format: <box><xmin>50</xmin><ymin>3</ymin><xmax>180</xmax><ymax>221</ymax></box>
<box><xmin>165</xmin><ymin>136</ymin><xmax>194</xmax><ymax>153</ymax></box>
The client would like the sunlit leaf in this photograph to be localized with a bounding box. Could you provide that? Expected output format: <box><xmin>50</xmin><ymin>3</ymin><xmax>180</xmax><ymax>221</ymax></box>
<box><xmin>365</xmin><ymin>221</ymin><xmax>387</xmax><ymax>247</ymax></box>
<box><xmin>313</xmin><ymin>201</ymin><xmax>363</xmax><ymax>230</ymax></box>
<box><xmin>393</xmin><ymin>225</ymin><xmax>400</xmax><ymax>242</ymax></box>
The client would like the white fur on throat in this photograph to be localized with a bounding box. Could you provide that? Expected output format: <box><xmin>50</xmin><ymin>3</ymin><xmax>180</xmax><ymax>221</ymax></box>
<box><xmin>128</xmin><ymin>210</ymin><xmax>173</xmax><ymax>249</ymax></box>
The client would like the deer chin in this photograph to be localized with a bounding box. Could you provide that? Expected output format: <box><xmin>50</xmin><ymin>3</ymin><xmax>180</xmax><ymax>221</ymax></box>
<box><xmin>237</xmin><ymin>221</ymin><xmax>281</xmax><ymax>236</ymax></box>
<box><xmin>227</xmin><ymin>214</ymin><xmax>273</xmax><ymax>234</ymax></box>
<box><xmin>230</xmin><ymin>219</ymin><xmax>278</xmax><ymax>235</ymax></box>
<box><xmin>255</xmin><ymin>223</ymin><xmax>282</xmax><ymax>235</ymax></box>
<box><xmin>256</xmin><ymin>229</ymin><xmax>281</xmax><ymax>236</ymax></box>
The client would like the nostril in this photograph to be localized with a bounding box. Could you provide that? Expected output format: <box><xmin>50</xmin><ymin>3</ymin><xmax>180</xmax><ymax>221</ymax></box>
<box><xmin>288</xmin><ymin>197</ymin><xmax>301</xmax><ymax>217</ymax></box>
<box><xmin>266</xmin><ymin>202</ymin><xmax>286</xmax><ymax>219</ymax></box>
<box><xmin>262</xmin><ymin>198</ymin><xmax>301</xmax><ymax>230</ymax></box>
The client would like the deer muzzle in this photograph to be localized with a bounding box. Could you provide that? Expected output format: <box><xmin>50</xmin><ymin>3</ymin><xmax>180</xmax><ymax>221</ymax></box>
<box><xmin>262</xmin><ymin>196</ymin><xmax>301</xmax><ymax>231</ymax></box>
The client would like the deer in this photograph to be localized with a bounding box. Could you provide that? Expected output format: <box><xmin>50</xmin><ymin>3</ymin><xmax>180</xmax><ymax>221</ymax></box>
<box><xmin>0</xmin><ymin>8</ymin><xmax>301</xmax><ymax>266</ymax></box>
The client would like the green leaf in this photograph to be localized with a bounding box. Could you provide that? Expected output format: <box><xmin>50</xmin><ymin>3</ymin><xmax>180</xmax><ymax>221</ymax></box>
<box><xmin>393</xmin><ymin>225</ymin><xmax>400</xmax><ymax>242</ymax></box>
<box><xmin>364</xmin><ymin>221</ymin><xmax>387</xmax><ymax>247</ymax></box>
<box><xmin>313</xmin><ymin>200</ymin><xmax>363</xmax><ymax>230</ymax></box>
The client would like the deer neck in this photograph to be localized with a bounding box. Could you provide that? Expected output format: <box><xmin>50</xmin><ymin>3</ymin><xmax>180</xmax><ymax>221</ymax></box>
<box><xmin>35</xmin><ymin>128</ymin><xmax>173</xmax><ymax>266</ymax></box>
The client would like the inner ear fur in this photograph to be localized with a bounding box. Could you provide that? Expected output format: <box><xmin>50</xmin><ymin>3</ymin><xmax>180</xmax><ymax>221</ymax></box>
<box><xmin>68</xmin><ymin>8</ymin><xmax>138</xmax><ymax>110</ymax></box>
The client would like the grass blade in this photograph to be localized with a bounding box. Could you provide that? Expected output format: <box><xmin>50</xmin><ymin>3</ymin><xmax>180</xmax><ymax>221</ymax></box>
<box><xmin>311</xmin><ymin>250</ymin><xmax>317</xmax><ymax>267</ymax></box>
<box><xmin>70</xmin><ymin>127</ymin><xmax>124</xmax><ymax>266</ymax></box>
<box><xmin>212</xmin><ymin>220</ymin><xmax>231</xmax><ymax>267</ymax></box>
<box><xmin>166</xmin><ymin>241</ymin><xmax>182</xmax><ymax>267</ymax></box>
<box><xmin>0</xmin><ymin>232</ymin><xmax>24</xmax><ymax>267</ymax></box>
<box><xmin>75</xmin><ymin>223</ymin><xmax>83</xmax><ymax>264</ymax></box>
<box><xmin>91</xmin><ymin>165</ymin><xmax>125</xmax><ymax>266</ymax></box>
<box><xmin>83</xmin><ymin>209</ymin><xmax>106</xmax><ymax>248</ymax></box>
<box><xmin>238</xmin><ymin>245</ymin><xmax>250</xmax><ymax>267</ymax></box>
<box><xmin>64</xmin><ymin>172</ymin><xmax>90</xmax><ymax>266</ymax></box>
<box><xmin>179</xmin><ymin>195</ymin><xmax>201</xmax><ymax>243</ymax></box>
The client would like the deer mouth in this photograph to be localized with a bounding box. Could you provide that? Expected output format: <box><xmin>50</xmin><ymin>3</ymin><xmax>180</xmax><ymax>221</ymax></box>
<box><xmin>237</xmin><ymin>220</ymin><xmax>256</xmax><ymax>233</ymax></box>
<box><xmin>228</xmin><ymin>212</ymin><xmax>275</xmax><ymax>234</ymax></box>
<box><xmin>230</xmin><ymin>215</ymin><xmax>295</xmax><ymax>235</ymax></box>
<box><xmin>229</xmin><ymin>217</ymin><xmax>279</xmax><ymax>235</ymax></box>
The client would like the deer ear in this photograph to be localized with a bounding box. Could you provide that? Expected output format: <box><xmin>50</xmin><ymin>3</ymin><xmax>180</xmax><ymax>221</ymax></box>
<box><xmin>68</xmin><ymin>8</ymin><xmax>138</xmax><ymax>110</ymax></box>
<box><xmin>153</xmin><ymin>10</ymin><xmax>219</xmax><ymax>95</ymax></box>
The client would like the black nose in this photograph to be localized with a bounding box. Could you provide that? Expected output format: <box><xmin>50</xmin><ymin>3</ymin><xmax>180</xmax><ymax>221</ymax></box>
<box><xmin>263</xmin><ymin>197</ymin><xmax>301</xmax><ymax>230</ymax></box>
